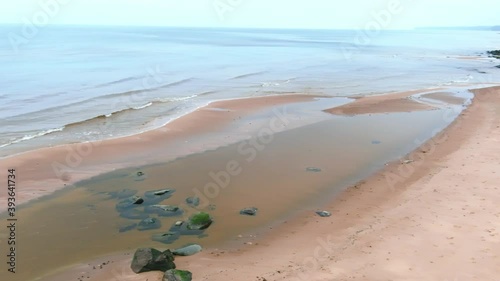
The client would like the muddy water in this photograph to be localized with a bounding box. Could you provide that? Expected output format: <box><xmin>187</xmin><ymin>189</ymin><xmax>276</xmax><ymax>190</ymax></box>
<box><xmin>0</xmin><ymin>103</ymin><xmax>463</xmax><ymax>281</ymax></box>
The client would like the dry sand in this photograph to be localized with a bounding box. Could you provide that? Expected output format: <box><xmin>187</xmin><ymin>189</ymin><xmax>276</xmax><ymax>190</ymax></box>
<box><xmin>43</xmin><ymin>86</ymin><xmax>500</xmax><ymax>281</ymax></box>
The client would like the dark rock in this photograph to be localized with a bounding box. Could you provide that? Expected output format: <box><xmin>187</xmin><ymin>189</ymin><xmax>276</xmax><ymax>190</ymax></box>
<box><xmin>187</xmin><ymin>212</ymin><xmax>213</xmax><ymax>230</ymax></box>
<box><xmin>145</xmin><ymin>189</ymin><xmax>174</xmax><ymax>197</ymax></box>
<box><xmin>144</xmin><ymin>189</ymin><xmax>175</xmax><ymax>204</ymax></box>
<box><xmin>496</xmin><ymin>65</ymin><xmax>500</xmax><ymax>68</ymax></box>
<box><xmin>130</xmin><ymin>248</ymin><xmax>175</xmax><ymax>273</ymax></box>
<box><xmin>145</xmin><ymin>205</ymin><xmax>183</xmax><ymax>217</ymax></box>
<box><xmin>487</xmin><ymin>50</ymin><xmax>500</xmax><ymax>58</ymax></box>
<box><xmin>306</xmin><ymin>167</ymin><xmax>322</xmax><ymax>172</ymax></box>
<box><xmin>116</xmin><ymin>196</ymin><xmax>144</xmax><ymax>211</ymax></box>
<box><xmin>316</xmin><ymin>210</ymin><xmax>331</xmax><ymax>217</ymax></box>
<box><xmin>172</xmin><ymin>244</ymin><xmax>202</xmax><ymax>256</ymax></box>
<box><xmin>138</xmin><ymin>218</ymin><xmax>161</xmax><ymax>231</ymax></box>
<box><xmin>118</xmin><ymin>222</ymin><xmax>137</xmax><ymax>233</ymax></box>
<box><xmin>185</xmin><ymin>197</ymin><xmax>200</xmax><ymax>207</ymax></box>
<box><xmin>134</xmin><ymin>171</ymin><xmax>147</xmax><ymax>181</ymax></box>
<box><xmin>239</xmin><ymin>207</ymin><xmax>258</xmax><ymax>216</ymax></box>
<box><xmin>152</xmin><ymin>232</ymin><xmax>180</xmax><ymax>244</ymax></box>
<box><xmin>163</xmin><ymin>269</ymin><xmax>192</xmax><ymax>281</ymax></box>
<box><xmin>119</xmin><ymin>209</ymin><xmax>149</xmax><ymax>220</ymax></box>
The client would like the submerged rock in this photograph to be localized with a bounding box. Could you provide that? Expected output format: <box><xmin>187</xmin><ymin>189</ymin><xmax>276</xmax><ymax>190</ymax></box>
<box><xmin>187</xmin><ymin>212</ymin><xmax>213</xmax><ymax>230</ymax></box>
<box><xmin>145</xmin><ymin>205</ymin><xmax>183</xmax><ymax>217</ymax></box>
<box><xmin>118</xmin><ymin>222</ymin><xmax>137</xmax><ymax>233</ymax></box>
<box><xmin>316</xmin><ymin>210</ymin><xmax>331</xmax><ymax>217</ymax></box>
<box><xmin>371</xmin><ymin>140</ymin><xmax>382</xmax><ymax>145</ymax></box>
<box><xmin>239</xmin><ymin>207</ymin><xmax>258</xmax><ymax>216</ymax></box>
<box><xmin>131</xmin><ymin>248</ymin><xmax>175</xmax><ymax>273</ymax></box>
<box><xmin>163</xmin><ymin>269</ymin><xmax>192</xmax><ymax>281</ymax></box>
<box><xmin>138</xmin><ymin>218</ymin><xmax>161</xmax><ymax>231</ymax></box>
<box><xmin>107</xmin><ymin>189</ymin><xmax>138</xmax><ymax>199</ymax></box>
<box><xmin>119</xmin><ymin>209</ymin><xmax>149</xmax><ymax>220</ymax></box>
<box><xmin>144</xmin><ymin>189</ymin><xmax>176</xmax><ymax>204</ymax></box>
<box><xmin>152</xmin><ymin>232</ymin><xmax>180</xmax><ymax>244</ymax></box>
<box><xmin>116</xmin><ymin>196</ymin><xmax>144</xmax><ymax>211</ymax></box>
<box><xmin>306</xmin><ymin>167</ymin><xmax>322</xmax><ymax>173</ymax></box>
<box><xmin>134</xmin><ymin>171</ymin><xmax>147</xmax><ymax>181</ymax></box>
<box><xmin>185</xmin><ymin>196</ymin><xmax>200</xmax><ymax>207</ymax></box>
<box><xmin>145</xmin><ymin>189</ymin><xmax>175</xmax><ymax>197</ymax></box>
<box><xmin>172</xmin><ymin>244</ymin><xmax>202</xmax><ymax>256</ymax></box>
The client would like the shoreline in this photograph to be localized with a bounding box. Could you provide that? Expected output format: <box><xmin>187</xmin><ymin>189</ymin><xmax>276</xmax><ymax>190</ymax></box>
<box><xmin>0</xmin><ymin>87</ymin><xmax>451</xmax><ymax>210</ymax></box>
<box><xmin>37</xmin><ymin>85</ymin><xmax>500</xmax><ymax>281</ymax></box>
<box><xmin>0</xmin><ymin>94</ymin><xmax>322</xmax><ymax>209</ymax></box>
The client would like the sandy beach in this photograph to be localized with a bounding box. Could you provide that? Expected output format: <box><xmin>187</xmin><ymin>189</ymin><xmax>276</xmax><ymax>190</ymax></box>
<box><xmin>25</xmin><ymin>85</ymin><xmax>499</xmax><ymax>281</ymax></box>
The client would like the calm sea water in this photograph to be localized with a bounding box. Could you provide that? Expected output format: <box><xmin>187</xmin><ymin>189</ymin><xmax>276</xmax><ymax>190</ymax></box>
<box><xmin>0</xmin><ymin>26</ymin><xmax>499</xmax><ymax>157</ymax></box>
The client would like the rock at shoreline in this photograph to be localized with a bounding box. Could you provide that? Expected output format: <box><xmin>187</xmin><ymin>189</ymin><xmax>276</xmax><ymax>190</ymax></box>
<box><xmin>172</xmin><ymin>244</ymin><xmax>202</xmax><ymax>256</ymax></box>
<box><xmin>152</xmin><ymin>232</ymin><xmax>180</xmax><ymax>244</ymax></box>
<box><xmin>119</xmin><ymin>209</ymin><xmax>149</xmax><ymax>220</ymax></box>
<box><xmin>145</xmin><ymin>205</ymin><xmax>183</xmax><ymax>217</ymax></box>
<box><xmin>185</xmin><ymin>197</ymin><xmax>200</xmax><ymax>207</ymax></box>
<box><xmin>306</xmin><ymin>167</ymin><xmax>322</xmax><ymax>172</ymax></box>
<box><xmin>116</xmin><ymin>196</ymin><xmax>144</xmax><ymax>211</ymax></box>
<box><xmin>163</xmin><ymin>269</ymin><xmax>193</xmax><ymax>281</ymax></box>
<box><xmin>488</xmin><ymin>50</ymin><xmax>500</xmax><ymax>58</ymax></box>
<box><xmin>316</xmin><ymin>210</ymin><xmax>332</xmax><ymax>217</ymax></box>
<box><xmin>138</xmin><ymin>218</ymin><xmax>161</xmax><ymax>231</ymax></box>
<box><xmin>187</xmin><ymin>212</ymin><xmax>213</xmax><ymax>230</ymax></box>
<box><xmin>240</xmin><ymin>207</ymin><xmax>258</xmax><ymax>216</ymax></box>
<box><xmin>131</xmin><ymin>248</ymin><xmax>175</xmax><ymax>273</ymax></box>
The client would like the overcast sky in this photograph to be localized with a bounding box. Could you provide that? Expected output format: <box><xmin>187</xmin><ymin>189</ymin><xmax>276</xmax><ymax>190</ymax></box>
<box><xmin>1</xmin><ymin>0</ymin><xmax>499</xmax><ymax>29</ymax></box>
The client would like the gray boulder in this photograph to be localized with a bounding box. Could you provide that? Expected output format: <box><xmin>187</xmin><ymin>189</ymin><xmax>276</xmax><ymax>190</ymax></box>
<box><xmin>239</xmin><ymin>207</ymin><xmax>258</xmax><ymax>216</ymax></box>
<box><xmin>130</xmin><ymin>248</ymin><xmax>175</xmax><ymax>273</ymax></box>
<box><xmin>172</xmin><ymin>244</ymin><xmax>202</xmax><ymax>256</ymax></box>
<box><xmin>316</xmin><ymin>210</ymin><xmax>331</xmax><ymax>217</ymax></box>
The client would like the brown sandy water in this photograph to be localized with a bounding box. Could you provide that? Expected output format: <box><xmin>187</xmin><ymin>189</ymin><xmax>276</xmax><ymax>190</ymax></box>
<box><xmin>0</xmin><ymin>97</ymin><xmax>466</xmax><ymax>281</ymax></box>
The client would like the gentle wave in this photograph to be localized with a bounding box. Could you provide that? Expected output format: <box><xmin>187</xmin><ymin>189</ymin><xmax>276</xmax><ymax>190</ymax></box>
<box><xmin>0</xmin><ymin>127</ymin><xmax>65</xmax><ymax>149</ymax></box>
<box><xmin>5</xmin><ymin>78</ymin><xmax>196</xmax><ymax>120</ymax></box>
<box><xmin>1</xmin><ymin>94</ymin><xmax>201</xmax><ymax>149</ymax></box>
<box><xmin>231</xmin><ymin>71</ymin><xmax>267</xmax><ymax>80</ymax></box>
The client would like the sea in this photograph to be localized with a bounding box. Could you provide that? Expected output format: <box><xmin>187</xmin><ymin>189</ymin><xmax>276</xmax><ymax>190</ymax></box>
<box><xmin>1</xmin><ymin>26</ymin><xmax>499</xmax><ymax>157</ymax></box>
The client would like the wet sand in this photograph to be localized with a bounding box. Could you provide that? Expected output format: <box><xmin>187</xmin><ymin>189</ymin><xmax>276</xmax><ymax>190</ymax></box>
<box><xmin>324</xmin><ymin>89</ymin><xmax>439</xmax><ymax>115</ymax></box>
<box><xmin>2</xmin><ymin>86</ymin><xmax>497</xmax><ymax>281</ymax></box>
<box><xmin>0</xmin><ymin>94</ymin><xmax>319</xmax><ymax>208</ymax></box>
<box><xmin>35</xmin><ymin>86</ymin><xmax>500</xmax><ymax>281</ymax></box>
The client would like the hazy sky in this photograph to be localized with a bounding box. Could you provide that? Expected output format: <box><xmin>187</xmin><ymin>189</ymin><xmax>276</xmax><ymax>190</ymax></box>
<box><xmin>1</xmin><ymin>0</ymin><xmax>499</xmax><ymax>29</ymax></box>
